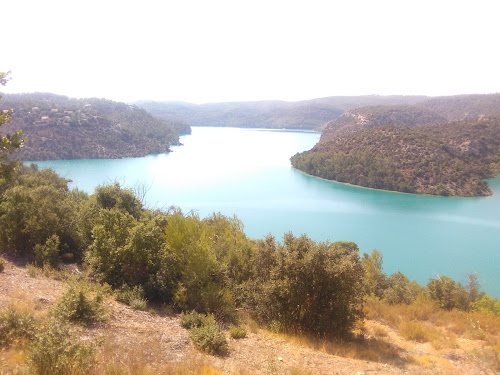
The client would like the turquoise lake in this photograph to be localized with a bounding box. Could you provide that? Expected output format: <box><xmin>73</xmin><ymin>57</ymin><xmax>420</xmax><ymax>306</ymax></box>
<box><xmin>29</xmin><ymin>127</ymin><xmax>500</xmax><ymax>297</ymax></box>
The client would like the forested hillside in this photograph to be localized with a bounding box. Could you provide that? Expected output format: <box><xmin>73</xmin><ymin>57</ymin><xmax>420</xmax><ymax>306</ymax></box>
<box><xmin>135</xmin><ymin>95</ymin><xmax>425</xmax><ymax>130</ymax></box>
<box><xmin>292</xmin><ymin>95</ymin><xmax>500</xmax><ymax>196</ymax></box>
<box><xmin>1</xmin><ymin>93</ymin><xmax>190</xmax><ymax>160</ymax></box>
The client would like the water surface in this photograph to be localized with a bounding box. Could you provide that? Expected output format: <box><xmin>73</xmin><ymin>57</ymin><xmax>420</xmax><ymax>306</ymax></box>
<box><xmin>30</xmin><ymin>127</ymin><xmax>500</xmax><ymax>296</ymax></box>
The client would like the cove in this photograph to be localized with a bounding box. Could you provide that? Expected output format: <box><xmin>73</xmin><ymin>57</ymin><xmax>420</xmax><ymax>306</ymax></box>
<box><xmin>28</xmin><ymin>127</ymin><xmax>500</xmax><ymax>297</ymax></box>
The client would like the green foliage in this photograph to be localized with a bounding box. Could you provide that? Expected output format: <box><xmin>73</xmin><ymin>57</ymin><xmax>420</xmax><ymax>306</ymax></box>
<box><xmin>94</xmin><ymin>182</ymin><xmax>143</xmax><ymax>219</ymax></box>
<box><xmin>179</xmin><ymin>310</ymin><xmax>227</xmax><ymax>355</ymax></box>
<box><xmin>383</xmin><ymin>271</ymin><xmax>424</xmax><ymax>305</ymax></box>
<box><xmin>0</xmin><ymin>304</ymin><xmax>37</xmax><ymax>347</ymax></box>
<box><xmin>427</xmin><ymin>276</ymin><xmax>469</xmax><ymax>311</ymax></box>
<box><xmin>292</xmin><ymin>103</ymin><xmax>500</xmax><ymax>196</ymax></box>
<box><xmin>1</xmin><ymin>92</ymin><xmax>185</xmax><ymax>160</ymax></box>
<box><xmin>362</xmin><ymin>249</ymin><xmax>387</xmax><ymax>299</ymax></box>
<box><xmin>229</xmin><ymin>325</ymin><xmax>247</xmax><ymax>339</ymax></box>
<box><xmin>247</xmin><ymin>233</ymin><xmax>366</xmax><ymax>338</ymax></box>
<box><xmin>473</xmin><ymin>295</ymin><xmax>500</xmax><ymax>316</ymax></box>
<box><xmin>0</xmin><ymin>72</ymin><xmax>26</xmax><ymax>191</ymax></box>
<box><xmin>166</xmin><ymin>211</ymin><xmax>236</xmax><ymax>321</ymax></box>
<box><xmin>34</xmin><ymin>234</ymin><xmax>60</xmax><ymax>267</ymax></box>
<box><xmin>179</xmin><ymin>310</ymin><xmax>215</xmax><ymax>330</ymax></box>
<box><xmin>115</xmin><ymin>284</ymin><xmax>148</xmax><ymax>310</ymax></box>
<box><xmin>54</xmin><ymin>282</ymin><xmax>107</xmax><ymax>325</ymax></box>
<box><xmin>28</xmin><ymin>318</ymin><xmax>96</xmax><ymax>375</ymax></box>
<box><xmin>0</xmin><ymin>167</ymin><xmax>85</xmax><ymax>259</ymax></box>
<box><xmin>188</xmin><ymin>319</ymin><xmax>228</xmax><ymax>356</ymax></box>
<box><xmin>0</xmin><ymin>257</ymin><xmax>4</xmax><ymax>272</ymax></box>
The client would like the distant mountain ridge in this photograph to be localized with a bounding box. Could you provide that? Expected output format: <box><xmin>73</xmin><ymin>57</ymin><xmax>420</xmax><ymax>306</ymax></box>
<box><xmin>1</xmin><ymin>93</ymin><xmax>191</xmax><ymax>160</ymax></box>
<box><xmin>135</xmin><ymin>95</ymin><xmax>427</xmax><ymax>130</ymax></box>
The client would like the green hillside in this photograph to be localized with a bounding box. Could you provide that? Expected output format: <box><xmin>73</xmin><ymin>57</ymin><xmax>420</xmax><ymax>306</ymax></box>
<box><xmin>1</xmin><ymin>93</ymin><xmax>190</xmax><ymax>160</ymax></box>
<box><xmin>291</xmin><ymin>95</ymin><xmax>500</xmax><ymax>196</ymax></box>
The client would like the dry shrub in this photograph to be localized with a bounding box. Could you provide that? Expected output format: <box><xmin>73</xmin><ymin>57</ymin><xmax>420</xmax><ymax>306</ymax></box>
<box><xmin>372</xmin><ymin>325</ymin><xmax>388</xmax><ymax>338</ymax></box>
<box><xmin>398</xmin><ymin>321</ymin><xmax>440</xmax><ymax>343</ymax></box>
<box><xmin>409</xmin><ymin>354</ymin><xmax>455</xmax><ymax>370</ymax></box>
<box><xmin>364</xmin><ymin>298</ymin><xmax>401</xmax><ymax>328</ymax></box>
<box><xmin>406</xmin><ymin>300</ymin><xmax>438</xmax><ymax>321</ymax></box>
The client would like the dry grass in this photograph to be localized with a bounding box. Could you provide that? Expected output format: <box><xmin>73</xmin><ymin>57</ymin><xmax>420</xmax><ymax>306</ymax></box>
<box><xmin>261</xmin><ymin>329</ymin><xmax>401</xmax><ymax>364</ymax></box>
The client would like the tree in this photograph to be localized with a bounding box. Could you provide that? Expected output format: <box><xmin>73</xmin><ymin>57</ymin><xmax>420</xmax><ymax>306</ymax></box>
<box><xmin>0</xmin><ymin>72</ymin><xmax>26</xmax><ymax>188</ymax></box>
<box><xmin>362</xmin><ymin>249</ymin><xmax>387</xmax><ymax>298</ymax></box>
<box><xmin>427</xmin><ymin>275</ymin><xmax>468</xmax><ymax>310</ymax></box>
<box><xmin>0</xmin><ymin>167</ymin><xmax>82</xmax><ymax>259</ymax></box>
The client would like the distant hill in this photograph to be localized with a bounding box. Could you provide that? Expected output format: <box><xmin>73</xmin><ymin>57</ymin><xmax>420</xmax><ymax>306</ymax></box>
<box><xmin>135</xmin><ymin>95</ymin><xmax>426</xmax><ymax>130</ymax></box>
<box><xmin>291</xmin><ymin>94</ymin><xmax>500</xmax><ymax>196</ymax></box>
<box><xmin>1</xmin><ymin>93</ymin><xmax>191</xmax><ymax>160</ymax></box>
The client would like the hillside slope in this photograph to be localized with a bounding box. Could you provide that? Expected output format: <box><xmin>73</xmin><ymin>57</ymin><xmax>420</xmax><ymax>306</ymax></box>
<box><xmin>1</xmin><ymin>93</ymin><xmax>190</xmax><ymax>160</ymax></box>
<box><xmin>1</xmin><ymin>258</ymin><xmax>496</xmax><ymax>375</ymax></box>
<box><xmin>291</xmin><ymin>95</ymin><xmax>500</xmax><ymax>196</ymax></box>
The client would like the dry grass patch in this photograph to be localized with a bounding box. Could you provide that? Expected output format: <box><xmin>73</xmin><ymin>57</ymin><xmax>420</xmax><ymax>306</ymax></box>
<box><xmin>409</xmin><ymin>354</ymin><xmax>456</xmax><ymax>371</ymax></box>
<box><xmin>262</xmin><ymin>329</ymin><xmax>401</xmax><ymax>364</ymax></box>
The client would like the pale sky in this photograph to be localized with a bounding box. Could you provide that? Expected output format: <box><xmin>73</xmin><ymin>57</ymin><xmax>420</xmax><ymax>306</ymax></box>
<box><xmin>2</xmin><ymin>0</ymin><xmax>500</xmax><ymax>103</ymax></box>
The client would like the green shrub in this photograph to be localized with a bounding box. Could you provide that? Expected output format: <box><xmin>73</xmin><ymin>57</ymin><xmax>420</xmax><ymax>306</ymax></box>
<box><xmin>229</xmin><ymin>325</ymin><xmax>247</xmax><ymax>339</ymax></box>
<box><xmin>115</xmin><ymin>284</ymin><xmax>148</xmax><ymax>310</ymax></box>
<box><xmin>0</xmin><ymin>168</ymin><xmax>84</xmax><ymax>259</ymax></box>
<box><xmin>247</xmin><ymin>234</ymin><xmax>365</xmax><ymax>338</ymax></box>
<box><xmin>0</xmin><ymin>304</ymin><xmax>36</xmax><ymax>347</ymax></box>
<box><xmin>269</xmin><ymin>320</ymin><xmax>282</xmax><ymax>334</ymax></box>
<box><xmin>473</xmin><ymin>295</ymin><xmax>500</xmax><ymax>316</ymax></box>
<box><xmin>28</xmin><ymin>318</ymin><xmax>96</xmax><ymax>375</ymax></box>
<box><xmin>179</xmin><ymin>310</ymin><xmax>214</xmax><ymax>330</ymax></box>
<box><xmin>0</xmin><ymin>257</ymin><xmax>5</xmax><ymax>272</ymax></box>
<box><xmin>189</xmin><ymin>320</ymin><xmax>228</xmax><ymax>356</ymax></box>
<box><xmin>54</xmin><ymin>282</ymin><xmax>107</xmax><ymax>325</ymax></box>
<box><xmin>34</xmin><ymin>234</ymin><xmax>60</xmax><ymax>267</ymax></box>
<box><xmin>61</xmin><ymin>252</ymin><xmax>75</xmax><ymax>263</ymax></box>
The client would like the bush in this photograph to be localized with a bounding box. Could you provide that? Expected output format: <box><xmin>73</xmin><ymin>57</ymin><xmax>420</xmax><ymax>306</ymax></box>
<box><xmin>34</xmin><ymin>234</ymin><xmax>60</xmax><ymax>267</ymax></box>
<box><xmin>247</xmin><ymin>234</ymin><xmax>365</xmax><ymax>338</ymax></box>
<box><xmin>179</xmin><ymin>310</ymin><xmax>214</xmax><ymax>330</ymax></box>
<box><xmin>28</xmin><ymin>318</ymin><xmax>96</xmax><ymax>375</ymax></box>
<box><xmin>0</xmin><ymin>304</ymin><xmax>36</xmax><ymax>347</ymax></box>
<box><xmin>54</xmin><ymin>282</ymin><xmax>107</xmax><ymax>325</ymax></box>
<box><xmin>0</xmin><ymin>257</ymin><xmax>4</xmax><ymax>272</ymax></box>
<box><xmin>398</xmin><ymin>321</ymin><xmax>440</xmax><ymax>343</ymax></box>
<box><xmin>189</xmin><ymin>320</ymin><xmax>228</xmax><ymax>356</ymax></box>
<box><xmin>115</xmin><ymin>284</ymin><xmax>148</xmax><ymax>310</ymax></box>
<box><xmin>229</xmin><ymin>325</ymin><xmax>247</xmax><ymax>339</ymax></box>
<box><xmin>0</xmin><ymin>168</ymin><xmax>84</xmax><ymax>259</ymax></box>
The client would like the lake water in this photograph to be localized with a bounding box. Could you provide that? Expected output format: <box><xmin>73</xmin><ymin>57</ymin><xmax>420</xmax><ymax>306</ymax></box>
<box><xmin>29</xmin><ymin>127</ymin><xmax>500</xmax><ymax>297</ymax></box>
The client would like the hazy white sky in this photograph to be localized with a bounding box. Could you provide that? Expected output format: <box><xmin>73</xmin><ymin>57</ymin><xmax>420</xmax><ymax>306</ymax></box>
<box><xmin>2</xmin><ymin>0</ymin><xmax>500</xmax><ymax>103</ymax></box>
